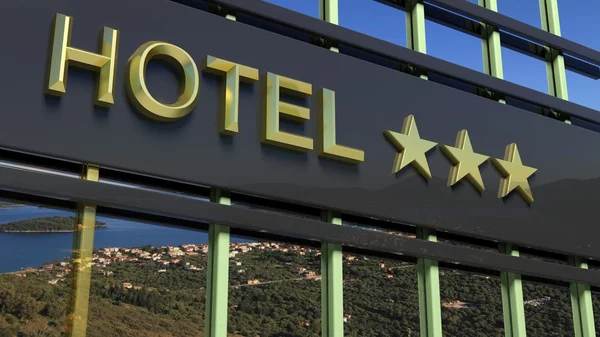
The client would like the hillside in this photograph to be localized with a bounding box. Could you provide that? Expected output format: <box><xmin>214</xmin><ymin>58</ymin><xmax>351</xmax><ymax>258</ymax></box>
<box><xmin>0</xmin><ymin>243</ymin><xmax>595</xmax><ymax>337</ymax></box>
<box><xmin>0</xmin><ymin>216</ymin><xmax>107</xmax><ymax>232</ymax></box>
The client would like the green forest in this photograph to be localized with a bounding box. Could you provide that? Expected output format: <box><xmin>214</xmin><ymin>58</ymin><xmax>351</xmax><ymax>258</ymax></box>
<box><xmin>0</xmin><ymin>217</ymin><xmax>107</xmax><ymax>232</ymax></box>
<box><xmin>0</xmin><ymin>244</ymin><xmax>597</xmax><ymax>337</ymax></box>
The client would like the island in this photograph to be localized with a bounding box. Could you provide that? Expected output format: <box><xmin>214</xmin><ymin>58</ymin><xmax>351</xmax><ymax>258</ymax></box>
<box><xmin>0</xmin><ymin>216</ymin><xmax>107</xmax><ymax>232</ymax></box>
<box><xmin>0</xmin><ymin>201</ymin><xmax>25</xmax><ymax>209</ymax></box>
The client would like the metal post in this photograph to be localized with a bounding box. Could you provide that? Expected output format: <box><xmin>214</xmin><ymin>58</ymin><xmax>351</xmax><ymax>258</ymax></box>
<box><xmin>320</xmin><ymin>211</ymin><xmax>344</xmax><ymax>337</ymax></box>
<box><xmin>416</xmin><ymin>228</ymin><xmax>442</xmax><ymax>337</ymax></box>
<box><xmin>205</xmin><ymin>188</ymin><xmax>232</xmax><ymax>337</ymax></box>
<box><xmin>66</xmin><ymin>164</ymin><xmax>100</xmax><ymax>337</ymax></box>
<box><xmin>569</xmin><ymin>257</ymin><xmax>596</xmax><ymax>337</ymax></box>
<box><xmin>406</xmin><ymin>1</ymin><xmax>442</xmax><ymax>336</ymax></box>
<box><xmin>498</xmin><ymin>244</ymin><xmax>527</xmax><ymax>337</ymax></box>
<box><xmin>318</xmin><ymin>4</ymin><xmax>344</xmax><ymax>335</ymax></box>
<box><xmin>204</xmin><ymin>12</ymin><xmax>236</xmax><ymax>336</ymax></box>
<box><xmin>539</xmin><ymin>1</ymin><xmax>595</xmax><ymax>335</ymax></box>
<box><xmin>478</xmin><ymin>1</ymin><xmax>527</xmax><ymax>336</ymax></box>
<box><xmin>540</xmin><ymin>0</ymin><xmax>570</xmax><ymax>123</ymax></box>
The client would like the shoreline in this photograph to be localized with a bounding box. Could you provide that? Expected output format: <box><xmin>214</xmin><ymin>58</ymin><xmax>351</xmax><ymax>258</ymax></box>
<box><xmin>0</xmin><ymin>226</ymin><xmax>107</xmax><ymax>233</ymax></box>
<box><xmin>0</xmin><ymin>230</ymin><xmax>79</xmax><ymax>233</ymax></box>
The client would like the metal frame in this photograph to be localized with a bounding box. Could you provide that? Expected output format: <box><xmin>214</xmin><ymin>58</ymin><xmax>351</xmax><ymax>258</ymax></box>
<box><xmin>1</xmin><ymin>0</ymin><xmax>598</xmax><ymax>336</ymax></box>
<box><xmin>176</xmin><ymin>0</ymin><xmax>600</xmax><ymax>126</ymax></box>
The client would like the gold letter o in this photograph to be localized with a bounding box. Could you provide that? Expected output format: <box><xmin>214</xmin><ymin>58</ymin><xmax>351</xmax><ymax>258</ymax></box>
<box><xmin>127</xmin><ymin>41</ymin><xmax>199</xmax><ymax>122</ymax></box>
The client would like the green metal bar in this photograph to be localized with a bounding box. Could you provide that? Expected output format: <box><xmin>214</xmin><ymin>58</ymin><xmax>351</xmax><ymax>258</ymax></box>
<box><xmin>498</xmin><ymin>244</ymin><xmax>527</xmax><ymax>337</ymax></box>
<box><xmin>320</xmin><ymin>212</ymin><xmax>344</xmax><ymax>337</ymax></box>
<box><xmin>318</xmin><ymin>4</ymin><xmax>343</xmax><ymax>337</ymax></box>
<box><xmin>416</xmin><ymin>228</ymin><xmax>442</xmax><ymax>337</ymax></box>
<box><xmin>539</xmin><ymin>1</ymin><xmax>594</xmax><ymax>335</ymax></box>
<box><xmin>66</xmin><ymin>164</ymin><xmax>100</xmax><ymax>337</ymax></box>
<box><xmin>319</xmin><ymin>0</ymin><xmax>338</xmax><ymax>25</ymax></box>
<box><xmin>406</xmin><ymin>0</ymin><xmax>428</xmax><ymax>80</ymax></box>
<box><xmin>406</xmin><ymin>2</ymin><xmax>441</xmax><ymax>336</ymax></box>
<box><xmin>478</xmin><ymin>0</ymin><xmax>506</xmax><ymax>104</ymax></box>
<box><xmin>478</xmin><ymin>2</ymin><xmax>526</xmax><ymax>336</ymax></box>
<box><xmin>406</xmin><ymin>0</ymin><xmax>427</xmax><ymax>54</ymax></box>
<box><xmin>569</xmin><ymin>257</ymin><xmax>596</xmax><ymax>337</ymax></box>
<box><xmin>539</xmin><ymin>0</ymin><xmax>570</xmax><ymax>123</ymax></box>
<box><xmin>205</xmin><ymin>188</ymin><xmax>232</xmax><ymax>337</ymax></box>
<box><xmin>205</xmin><ymin>11</ymin><xmax>235</xmax><ymax>336</ymax></box>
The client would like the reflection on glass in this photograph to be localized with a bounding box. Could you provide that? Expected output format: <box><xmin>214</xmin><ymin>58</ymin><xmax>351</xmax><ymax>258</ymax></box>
<box><xmin>566</xmin><ymin>69</ymin><xmax>600</xmax><ymax>111</ymax></box>
<box><xmin>425</xmin><ymin>20</ymin><xmax>484</xmax><ymax>73</ymax></box>
<box><xmin>523</xmin><ymin>281</ymin><xmax>574</xmax><ymax>337</ymax></box>
<box><xmin>437</xmin><ymin>238</ymin><xmax>497</xmax><ymax>253</ymax></box>
<box><xmin>501</xmin><ymin>47</ymin><xmax>548</xmax><ymax>94</ymax></box>
<box><xmin>0</xmin><ymin>200</ymin><xmax>76</xmax><ymax>336</ymax></box>
<box><xmin>343</xmin><ymin>253</ymin><xmax>419</xmax><ymax>337</ymax></box>
<box><xmin>86</xmin><ymin>216</ymin><xmax>208</xmax><ymax>336</ymax></box>
<box><xmin>228</xmin><ymin>237</ymin><xmax>321</xmax><ymax>337</ymax></box>
<box><xmin>439</xmin><ymin>268</ymin><xmax>503</xmax><ymax>337</ymax></box>
<box><xmin>339</xmin><ymin>0</ymin><xmax>406</xmax><ymax>46</ymax></box>
<box><xmin>342</xmin><ymin>219</ymin><xmax>416</xmax><ymax>239</ymax></box>
<box><xmin>497</xmin><ymin>0</ymin><xmax>542</xmax><ymax>29</ymax></box>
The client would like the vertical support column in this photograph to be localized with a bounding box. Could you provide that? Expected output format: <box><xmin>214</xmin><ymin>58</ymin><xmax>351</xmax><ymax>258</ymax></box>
<box><xmin>319</xmin><ymin>0</ymin><xmax>338</xmax><ymax>25</ymax></box>
<box><xmin>416</xmin><ymin>228</ymin><xmax>442</xmax><ymax>337</ymax></box>
<box><xmin>406</xmin><ymin>0</ymin><xmax>428</xmax><ymax>80</ymax></box>
<box><xmin>478</xmin><ymin>2</ymin><xmax>527</xmax><ymax>336</ymax></box>
<box><xmin>479</xmin><ymin>0</ymin><xmax>505</xmax><ymax>104</ymax></box>
<box><xmin>205</xmin><ymin>188</ymin><xmax>232</xmax><ymax>337</ymax></box>
<box><xmin>569</xmin><ymin>257</ymin><xmax>596</xmax><ymax>337</ymax></box>
<box><xmin>66</xmin><ymin>164</ymin><xmax>100</xmax><ymax>337</ymax></box>
<box><xmin>318</xmin><ymin>3</ymin><xmax>344</xmax><ymax>337</ymax></box>
<box><xmin>540</xmin><ymin>1</ymin><xmax>594</xmax><ymax>335</ymax></box>
<box><xmin>406</xmin><ymin>2</ymin><xmax>442</xmax><ymax>336</ymax></box>
<box><xmin>204</xmin><ymin>12</ymin><xmax>236</xmax><ymax>337</ymax></box>
<box><xmin>498</xmin><ymin>245</ymin><xmax>527</xmax><ymax>337</ymax></box>
<box><xmin>320</xmin><ymin>211</ymin><xmax>344</xmax><ymax>337</ymax></box>
<box><xmin>540</xmin><ymin>0</ymin><xmax>570</xmax><ymax>123</ymax></box>
<box><xmin>320</xmin><ymin>0</ymin><xmax>340</xmax><ymax>52</ymax></box>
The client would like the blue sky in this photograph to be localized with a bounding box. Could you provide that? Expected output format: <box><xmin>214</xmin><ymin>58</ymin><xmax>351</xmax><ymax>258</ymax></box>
<box><xmin>263</xmin><ymin>0</ymin><xmax>600</xmax><ymax>111</ymax></box>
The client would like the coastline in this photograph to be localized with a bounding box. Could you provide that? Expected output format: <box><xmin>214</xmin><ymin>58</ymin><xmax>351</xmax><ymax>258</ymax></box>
<box><xmin>0</xmin><ymin>230</ymin><xmax>80</xmax><ymax>233</ymax></box>
<box><xmin>0</xmin><ymin>205</ymin><xmax>26</xmax><ymax>209</ymax></box>
<box><xmin>0</xmin><ymin>226</ymin><xmax>107</xmax><ymax>233</ymax></box>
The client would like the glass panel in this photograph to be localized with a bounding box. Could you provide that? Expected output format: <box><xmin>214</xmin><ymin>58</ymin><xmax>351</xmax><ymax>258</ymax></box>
<box><xmin>439</xmin><ymin>268</ymin><xmax>504</xmax><ymax>337</ymax></box>
<box><xmin>437</xmin><ymin>235</ymin><xmax>497</xmax><ymax>253</ymax></box>
<box><xmin>522</xmin><ymin>281</ymin><xmax>574</xmax><ymax>337</ymax></box>
<box><xmin>502</xmin><ymin>47</ymin><xmax>549</xmax><ymax>94</ymax></box>
<box><xmin>228</xmin><ymin>236</ymin><xmax>321</xmax><ymax>337</ymax></box>
<box><xmin>519</xmin><ymin>249</ymin><xmax>568</xmax><ymax>265</ymax></box>
<box><xmin>497</xmin><ymin>0</ymin><xmax>542</xmax><ymax>29</ymax></box>
<box><xmin>342</xmin><ymin>217</ymin><xmax>416</xmax><ymax>239</ymax></box>
<box><xmin>339</xmin><ymin>0</ymin><xmax>406</xmax><ymax>47</ymax></box>
<box><xmin>86</xmin><ymin>214</ymin><xmax>209</xmax><ymax>336</ymax></box>
<box><xmin>264</xmin><ymin>0</ymin><xmax>319</xmax><ymax>19</ymax></box>
<box><xmin>343</xmin><ymin>252</ymin><xmax>419</xmax><ymax>336</ymax></box>
<box><xmin>566</xmin><ymin>69</ymin><xmax>600</xmax><ymax>111</ymax></box>
<box><xmin>0</xmin><ymin>199</ymin><xmax>76</xmax><ymax>336</ymax></box>
<box><xmin>557</xmin><ymin>0</ymin><xmax>600</xmax><ymax>51</ymax></box>
<box><xmin>425</xmin><ymin>20</ymin><xmax>484</xmax><ymax>72</ymax></box>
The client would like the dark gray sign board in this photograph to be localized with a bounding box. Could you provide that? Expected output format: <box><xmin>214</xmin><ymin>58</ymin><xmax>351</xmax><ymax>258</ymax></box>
<box><xmin>1</xmin><ymin>0</ymin><xmax>599</xmax><ymax>259</ymax></box>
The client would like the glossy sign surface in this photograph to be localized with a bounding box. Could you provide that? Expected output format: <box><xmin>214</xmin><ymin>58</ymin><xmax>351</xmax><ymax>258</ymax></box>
<box><xmin>1</xmin><ymin>0</ymin><xmax>599</xmax><ymax>259</ymax></box>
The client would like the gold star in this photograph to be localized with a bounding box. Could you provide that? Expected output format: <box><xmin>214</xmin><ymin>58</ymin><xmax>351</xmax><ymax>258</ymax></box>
<box><xmin>439</xmin><ymin>130</ymin><xmax>489</xmax><ymax>192</ymax></box>
<box><xmin>384</xmin><ymin>115</ymin><xmax>437</xmax><ymax>179</ymax></box>
<box><xmin>491</xmin><ymin>143</ymin><xmax>537</xmax><ymax>204</ymax></box>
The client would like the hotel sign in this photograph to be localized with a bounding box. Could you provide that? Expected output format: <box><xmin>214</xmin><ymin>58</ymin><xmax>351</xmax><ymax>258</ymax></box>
<box><xmin>2</xmin><ymin>0</ymin><xmax>600</xmax><ymax>259</ymax></box>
